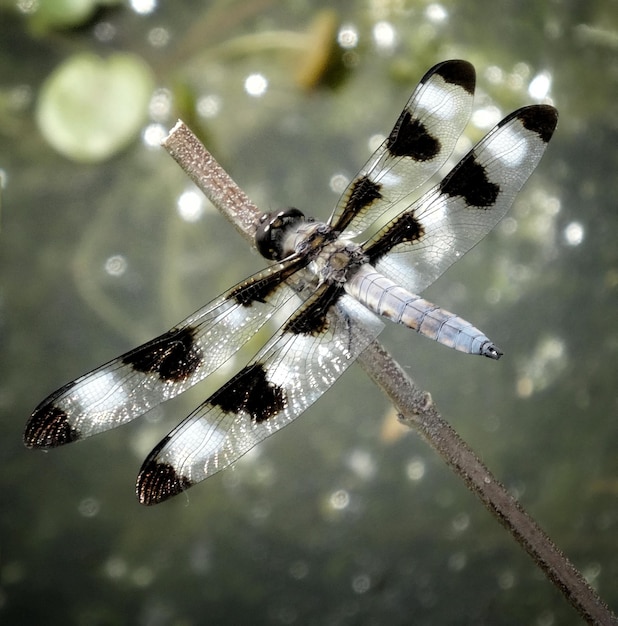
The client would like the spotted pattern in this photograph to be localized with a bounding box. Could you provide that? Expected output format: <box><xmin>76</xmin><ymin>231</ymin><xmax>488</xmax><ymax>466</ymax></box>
<box><xmin>122</xmin><ymin>326</ymin><xmax>202</xmax><ymax>382</ymax></box>
<box><xmin>514</xmin><ymin>105</ymin><xmax>558</xmax><ymax>143</ymax></box>
<box><xmin>24</xmin><ymin>403</ymin><xmax>80</xmax><ymax>449</ymax></box>
<box><xmin>335</xmin><ymin>175</ymin><xmax>383</xmax><ymax>233</ymax></box>
<box><xmin>211</xmin><ymin>363</ymin><xmax>287</xmax><ymax>424</ymax></box>
<box><xmin>431</xmin><ymin>59</ymin><xmax>476</xmax><ymax>94</ymax></box>
<box><xmin>230</xmin><ymin>256</ymin><xmax>306</xmax><ymax>306</ymax></box>
<box><xmin>137</xmin><ymin>458</ymin><xmax>192</xmax><ymax>505</ymax></box>
<box><xmin>365</xmin><ymin>212</ymin><xmax>425</xmax><ymax>264</ymax></box>
<box><xmin>387</xmin><ymin>112</ymin><xmax>439</xmax><ymax>160</ymax></box>
<box><xmin>439</xmin><ymin>158</ymin><xmax>500</xmax><ymax>208</ymax></box>
<box><xmin>284</xmin><ymin>284</ymin><xmax>341</xmax><ymax>336</ymax></box>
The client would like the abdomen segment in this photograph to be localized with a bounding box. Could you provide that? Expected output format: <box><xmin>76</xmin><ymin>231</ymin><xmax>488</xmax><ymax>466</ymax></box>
<box><xmin>345</xmin><ymin>264</ymin><xmax>502</xmax><ymax>359</ymax></box>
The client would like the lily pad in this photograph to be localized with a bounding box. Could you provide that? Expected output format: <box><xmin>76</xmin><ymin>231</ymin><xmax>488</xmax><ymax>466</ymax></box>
<box><xmin>36</xmin><ymin>53</ymin><xmax>155</xmax><ymax>163</ymax></box>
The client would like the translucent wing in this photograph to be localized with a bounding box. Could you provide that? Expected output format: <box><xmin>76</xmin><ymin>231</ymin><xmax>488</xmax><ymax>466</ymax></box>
<box><xmin>24</xmin><ymin>257</ymin><xmax>309</xmax><ymax>448</ymax></box>
<box><xmin>136</xmin><ymin>287</ymin><xmax>384</xmax><ymax>505</ymax></box>
<box><xmin>329</xmin><ymin>59</ymin><xmax>476</xmax><ymax>237</ymax></box>
<box><xmin>363</xmin><ymin>105</ymin><xmax>559</xmax><ymax>294</ymax></box>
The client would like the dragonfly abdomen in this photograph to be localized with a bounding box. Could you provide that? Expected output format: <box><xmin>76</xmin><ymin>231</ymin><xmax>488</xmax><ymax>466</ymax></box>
<box><xmin>345</xmin><ymin>264</ymin><xmax>502</xmax><ymax>359</ymax></box>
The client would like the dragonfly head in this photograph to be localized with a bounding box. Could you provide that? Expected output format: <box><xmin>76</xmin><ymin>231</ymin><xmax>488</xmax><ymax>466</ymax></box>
<box><xmin>256</xmin><ymin>208</ymin><xmax>306</xmax><ymax>260</ymax></box>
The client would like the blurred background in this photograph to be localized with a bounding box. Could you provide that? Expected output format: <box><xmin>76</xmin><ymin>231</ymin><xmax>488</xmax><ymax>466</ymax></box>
<box><xmin>0</xmin><ymin>1</ymin><xmax>616</xmax><ymax>624</ymax></box>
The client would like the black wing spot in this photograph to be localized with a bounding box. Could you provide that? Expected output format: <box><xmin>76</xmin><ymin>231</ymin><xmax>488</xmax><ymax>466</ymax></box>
<box><xmin>284</xmin><ymin>283</ymin><xmax>342</xmax><ymax>336</ymax></box>
<box><xmin>137</xmin><ymin>457</ymin><xmax>193</xmax><ymax>505</ymax></box>
<box><xmin>387</xmin><ymin>111</ymin><xmax>440</xmax><ymax>161</ymax></box>
<box><xmin>439</xmin><ymin>157</ymin><xmax>500</xmax><ymax>208</ymax></box>
<box><xmin>334</xmin><ymin>175</ymin><xmax>383</xmax><ymax>232</ymax></box>
<box><xmin>365</xmin><ymin>212</ymin><xmax>425</xmax><ymax>264</ymax></box>
<box><xmin>24</xmin><ymin>404</ymin><xmax>80</xmax><ymax>449</ymax></box>
<box><xmin>122</xmin><ymin>326</ymin><xmax>202</xmax><ymax>382</ymax></box>
<box><xmin>230</xmin><ymin>256</ymin><xmax>307</xmax><ymax>306</ymax></box>
<box><xmin>211</xmin><ymin>363</ymin><xmax>287</xmax><ymax>424</ymax></box>
<box><xmin>347</xmin><ymin>175</ymin><xmax>383</xmax><ymax>210</ymax></box>
<box><xmin>431</xmin><ymin>59</ymin><xmax>476</xmax><ymax>95</ymax></box>
<box><xmin>510</xmin><ymin>105</ymin><xmax>558</xmax><ymax>144</ymax></box>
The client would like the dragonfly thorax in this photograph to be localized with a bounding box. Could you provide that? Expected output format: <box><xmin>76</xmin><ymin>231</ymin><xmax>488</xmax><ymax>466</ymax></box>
<box><xmin>311</xmin><ymin>238</ymin><xmax>368</xmax><ymax>285</ymax></box>
<box><xmin>284</xmin><ymin>220</ymin><xmax>367</xmax><ymax>285</ymax></box>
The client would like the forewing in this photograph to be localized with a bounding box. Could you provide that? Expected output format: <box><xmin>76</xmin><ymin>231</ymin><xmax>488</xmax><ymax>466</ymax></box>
<box><xmin>136</xmin><ymin>286</ymin><xmax>384</xmax><ymax>505</ymax></box>
<box><xmin>329</xmin><ymin>59</ymin><xmax>476</xmax><ymax>237</ymax></box>
<box><xmin>24</xmin><ymin>257</ymin><xmax>309</xmax><ymax>449</ymax></box>
<box><xmin>364</xmin><ymin>105</ymin><xmax>559</xmax><ymax>294</ymax></box>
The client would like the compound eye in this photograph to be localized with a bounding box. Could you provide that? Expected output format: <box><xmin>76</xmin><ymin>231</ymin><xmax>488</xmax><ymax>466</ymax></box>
<box><xmin>255</xmin><ymin>208</ymin><xmax>305</xmax><ymax>260</ymax></box>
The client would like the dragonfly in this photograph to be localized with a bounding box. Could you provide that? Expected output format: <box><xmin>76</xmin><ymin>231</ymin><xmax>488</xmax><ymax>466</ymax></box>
<box><xmin>24</xmin><ymin>60</ymin><xmax>558</xmax><ymax>505</ymax></box>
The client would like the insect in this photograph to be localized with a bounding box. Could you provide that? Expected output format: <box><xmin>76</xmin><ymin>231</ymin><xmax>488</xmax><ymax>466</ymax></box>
<box><xmin>25</xmin><ymin>61</ymin><xmax>558</xmax><ymax>505</ymax></box>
